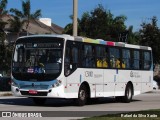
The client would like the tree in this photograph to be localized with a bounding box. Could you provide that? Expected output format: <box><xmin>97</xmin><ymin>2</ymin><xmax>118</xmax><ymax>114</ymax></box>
<box><xmin>8</xmin><ymin>16</ymin><xmax>25</xmax><ymax>38</ymax></box>
<box><xmin>127</xmin><ymin>26</ymin><xmax>140</xmax><ymax>44</ymax></box>
<box><xmin>64</xmin><ymin>4</ymin><xmax>127</xmax><ymax>41</ymax></box>
<box><xmin>0</xmin><ymin>0</ymin><xmax>8</xmax><ymax>17</ymax></box>
<box><xmin>139</xmin><ymin>16</ymin><xmax>160</xmax><ymax>64</ymax></box>
<box><xmin>0</xmin><ymin>0</ymin><xmax>11</xmax><ymax>73</ymax></box>
<box><xmin>0</xmin><ymin>0</ymin><xmax>8</xmax><ymax>31</ymax></box>
<box><xmin>10</xmin><ymin>0</ymin><xmax>42</xmax><ymax>34</ymax></box>
<box><xmin>0</xmin><ymin>0</ymin><xmax>8</xmax><ymax>36</ymax></box>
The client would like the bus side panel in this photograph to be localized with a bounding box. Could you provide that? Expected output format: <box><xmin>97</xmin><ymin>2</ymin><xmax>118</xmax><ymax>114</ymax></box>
<box><xmin>64</xmin><ymin>69</ymin><xmax>83</xmax><ymax>98</ymax></box>
<box><xmin>81</xmin><ymin>68</ymin><xmax>104</xmax><ymax>97</ymax></box>
<box><xmin>141</xmin><ymin>71</ymin><xmax>153</xmax><ymax>93</ymax></box>
<box><xmin>65</xmin><ymin>68</ymin><xmax>105</xmax><ymax>98</ymax></box>
<box><xmin>130</xmin><ymin>70</ymin><xmax>142</xmax><ymax>96</ymax></box>
<box><xmin>103</xmin><ymin>69</ymin><xmax>116</xmax><ymax>97</ymax></box>
<box><xmin>90</xmin><ymin>69</ymin><xmax>104</xmax><ymax>97</ymax></box>
<box><xmin>114</xmin><ymin>70</ymin><xmax>130</xmax><ymax>96</ymax></box>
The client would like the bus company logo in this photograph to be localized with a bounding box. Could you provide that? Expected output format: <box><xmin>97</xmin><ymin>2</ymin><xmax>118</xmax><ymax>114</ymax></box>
<box><xmin>85</xmin><ymin>71</ymin><xmax>93</xmax><ymax>77</ymax></box>
<box><xmin>2</xmin><ymin>112</ymin><xmax>11</xmax><ymax>117</ymax></box>
<box><xmin>130</xmin><ymin>71</ymin><xmax>134</xmax><ymax>77</ymax></box>
<box><xmin>130</xmin><ymin>71</ymin><xmax>141</xmax><ymax>78</ymax></box>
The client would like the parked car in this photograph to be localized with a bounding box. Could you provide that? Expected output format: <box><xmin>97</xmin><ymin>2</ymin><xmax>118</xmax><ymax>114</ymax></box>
<box><xmin>153</xmin><ymin>80</ymin><xmax>159</xmax><ymax>90</ymax></box>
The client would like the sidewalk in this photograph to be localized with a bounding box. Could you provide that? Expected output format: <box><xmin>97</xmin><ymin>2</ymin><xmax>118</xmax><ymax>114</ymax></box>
<box><xmin>0</xmin><ymin>91</ymin><xmax>12</xmax><ymax>96</ymax></box>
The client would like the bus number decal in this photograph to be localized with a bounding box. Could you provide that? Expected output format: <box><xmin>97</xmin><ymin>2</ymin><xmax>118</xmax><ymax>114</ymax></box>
<box><xmin>85</xmin><ymin>71</ymin><xmax>93</xmax><ymax>77</ymax></box>
<box><xmin>130</xmin><ymin>71</ymin><xmax>141</xmax><ymax>78</ymax></box>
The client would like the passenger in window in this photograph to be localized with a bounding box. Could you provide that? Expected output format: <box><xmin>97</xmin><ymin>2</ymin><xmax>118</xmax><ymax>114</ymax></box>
<box><xmin>122</xmin><ymin>60</ymin><xmax>126</xmax><ymax>68</ymax></box>
<box><xmin>97</xmin><ymin>58</ymin><xmax>102</xmax><ymax>67</ymax></box>
<box><xmin>102</xmin><ymin>58</ymin><xmax>108</xmax><ymax>68</ymax></box>
<box><xmin>116</xmin><ymin>58</ymin><xmax>121</xmax><ymax>68</ymax></box>
<box><xmin>110</xmin><ymin>55</ymin><xmax>115</xmax><ymax>68</ymax></box>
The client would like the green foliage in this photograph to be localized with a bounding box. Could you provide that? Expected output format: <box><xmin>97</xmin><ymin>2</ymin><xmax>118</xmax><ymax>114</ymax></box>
<box><xmin>0</xmin><ymin>32</ymin><xmax>12</xmax><ymax>72</ymax></box>
<box><xmin>0</xmin><ymin>0</ymin><xmax>10</xmax><ymax>72</ymax></box>
<box><xmin>127</xmin><ymin>26</ymin><xmax>140</xmax><ymax>44</ymax></box>
<box><xmin>0</xmin><ymin>0</ymin><xmax>8</xmax><ymax>30</ymax></box>
<box><xmin>64</xmin><ymin>4</ymin><xmax>127</xmax><ymax>42</ymax></box>
<box><xmin>8</xmin><ymin>16</ymin><xmax>25</xmax><ymax>33</ymax></box>
<box><xmin>0</xmin><ymin>0</ymin><xmax>8</xmax><ymax>15</ymax></box>
<box><xmin>139</xmin><ymin>16</ymin><xmax>160</xmax><ymax>64</ymax></box>
<box><xmin>10</xmin><ymin>0</ymin><xmax>42</xmax><ymax>31</ymax></box>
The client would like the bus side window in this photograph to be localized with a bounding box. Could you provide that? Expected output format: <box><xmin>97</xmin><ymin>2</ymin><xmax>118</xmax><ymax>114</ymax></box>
<box><xmin>109</xmin><ymin>47</ymin><xmax>121</xmax><ymax>69</ymax></box>
<box><xmin>71</xmin><ymin>47</ymin><xmax>78</xmax><ymax>69</ymax></box>
<box><xmin>143</xmin><ymin>51</ymin><xmax>151</xmax><ymax>70</ymax></box>
<box><xmin>96</xmin><ymin>46</ymin><xmax>108</xmax><ymax>68</ymax></box>
<box><xmin>64</xmin><ymin>41</ymin><xmax>79</xmax><ymax>76</ymax></box>
<box><xmin>122</xmin><ymin>49</ymin><xmax>131</xmax><ymax>69</ymax></box>
<box><xmin>82</xmin><ymin>45</ymin><xmax>95</xmax><ymax>68</ymax></box>
<box><xmin>133</xmin><ymin>50</ymin><xmax>140</xmax><ymax>69</ymax></box>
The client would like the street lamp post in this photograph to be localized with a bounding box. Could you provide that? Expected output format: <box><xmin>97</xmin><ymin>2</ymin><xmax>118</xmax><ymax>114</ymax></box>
<box><xmin>73</xmin><ymin>0</ymin><xmax>78</xmax><ymax>36</ymax></box>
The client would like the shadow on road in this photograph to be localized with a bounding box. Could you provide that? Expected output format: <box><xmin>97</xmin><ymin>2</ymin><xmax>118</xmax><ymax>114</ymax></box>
<box><xmin>0</xmin><ymin>97</ymin><xmax>142</xmax><ymax>107</ymax></box>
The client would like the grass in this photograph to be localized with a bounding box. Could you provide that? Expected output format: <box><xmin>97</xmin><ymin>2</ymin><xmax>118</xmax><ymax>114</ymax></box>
<box><xmin>81</xmin><ymin>109</ymin><xmax>160</xmax><ymax>120</ymax></box>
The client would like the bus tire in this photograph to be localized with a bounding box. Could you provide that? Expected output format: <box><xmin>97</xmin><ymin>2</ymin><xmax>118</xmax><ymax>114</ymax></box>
<box><xmin>123</xmin><ymin>84</ymin><xmax>133</xmax><ymax>103</ymax></box>
<box><xmin>32</xmin><ymin>98</ymin><xmax>46</xmax><ymax>105</ymax></box>
<box><xmin>76</xmin><ymin>85</ymin><xmax>88</xmax><ymax>106</ymax></box>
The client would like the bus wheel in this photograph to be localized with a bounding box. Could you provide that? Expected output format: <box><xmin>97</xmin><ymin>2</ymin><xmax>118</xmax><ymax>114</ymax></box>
<box><xmin>123</xmin><ymin>84</ymin><xmax>133</xmax><ymax>103</ymax></box>
<box><xmin>77</xmin><ymin>85</ymin><xmax>88</xmax><ymax>106</ymax></box>
<box><xmin>32</xmin><ymin>98</ymin><xmax>46</xmax><ymax>105</ymax></box>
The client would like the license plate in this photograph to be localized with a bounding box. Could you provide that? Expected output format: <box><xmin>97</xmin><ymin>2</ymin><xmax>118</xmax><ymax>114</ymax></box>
<box><xmin>29</xmin><ymin>90</ymin><xmax>38</xmax><ymax>94</ymax></box>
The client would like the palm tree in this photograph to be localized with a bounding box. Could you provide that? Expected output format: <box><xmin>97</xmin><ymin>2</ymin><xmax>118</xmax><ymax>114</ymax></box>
<box><xmin>0</xmin><ymin>0</ymin><xmax>8</xmax><ymax>32</ymax></box>
<box><xmin>8</xmin><ymin>16</ymin><xmax>25</xmax><ymax>38</ymax></box>
<box><xmin>0</xmin><ymin>0</ymin><xmax>8</xmax><ymax>28</ymax></box>
<box><xmin>0</xmin><ymin>0</ymin><xmax>10</xmax><ymax>73</ymax></box>
<box><xmin>10</xmin><ymin>0</ymin><xmax>41</xmax><ymax>35</ymax></box>
<box><xmin>0</xmin><ymin>0</ymin><xmax>8</xmax><ymax>47</ymax></box>
<box><xmin>0</xmin><ymin>0</ymin><xmax>8</xmax><ymax>17</ymax></box>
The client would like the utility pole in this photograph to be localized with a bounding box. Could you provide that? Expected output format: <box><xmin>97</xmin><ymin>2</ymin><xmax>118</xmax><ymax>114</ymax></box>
<box><xmin>73</xmin><ymin>0</ymin><xmax>78</xmax><ymax>36</ymax></box>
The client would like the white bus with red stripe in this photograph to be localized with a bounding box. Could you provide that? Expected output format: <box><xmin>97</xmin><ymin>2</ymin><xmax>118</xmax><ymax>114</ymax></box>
<box><xmin>11</xmin><ymin>34</ymin><xmax>153</xmax><ymax>106</ymax></box>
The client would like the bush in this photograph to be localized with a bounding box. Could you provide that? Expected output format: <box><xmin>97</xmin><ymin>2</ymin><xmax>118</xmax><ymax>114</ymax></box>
<box><xmin>154</xmin><ymin>75</ymin><xmax>160</xmax><ymax>88</ymax></box>
<box><xmin>0</xmin><ymin>77</ymin><xmax>11</xmax><ymax>91</ymax></box>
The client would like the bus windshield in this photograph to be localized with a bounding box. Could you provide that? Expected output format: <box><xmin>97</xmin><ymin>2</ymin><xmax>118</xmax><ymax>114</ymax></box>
<box><xmin>12</xmin><ymin>37</ymin><xmax>64</xmax><ymax>81</ymax></box>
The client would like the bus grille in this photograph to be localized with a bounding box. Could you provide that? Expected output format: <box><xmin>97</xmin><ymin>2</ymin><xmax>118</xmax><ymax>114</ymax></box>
<box><xmin>20</xmin><ymin>91</ymin><xmax>48</xmax><ymax>96</ymax></box>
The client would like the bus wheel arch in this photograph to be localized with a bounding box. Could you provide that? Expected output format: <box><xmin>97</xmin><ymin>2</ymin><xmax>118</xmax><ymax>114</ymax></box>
<box><xmin>76</xmin><ymin>82</ymin><xmax>90</xmax><ymax>106</ymax></box>
<box><xmin>123</xmin><ymin>81</ymin><xmax>134</xmax><ymax>103</ymax></box>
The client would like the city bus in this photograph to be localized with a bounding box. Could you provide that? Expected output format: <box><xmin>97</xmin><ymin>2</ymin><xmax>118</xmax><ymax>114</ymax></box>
<box><xmin>11</xmin><ymin>34</ymin><xmax>153</xmax><ymax>106</ymax></box>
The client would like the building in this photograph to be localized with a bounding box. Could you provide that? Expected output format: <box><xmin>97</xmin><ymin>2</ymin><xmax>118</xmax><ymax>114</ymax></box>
<box><xmin>1</xmin><ymin>15</ymin><xmax>64</xmax><ymax>43</ymax></box>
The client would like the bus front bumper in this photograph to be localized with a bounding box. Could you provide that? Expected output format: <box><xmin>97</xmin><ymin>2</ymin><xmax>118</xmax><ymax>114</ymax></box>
<box><xmin>11</xmin><ymin>85</ymin><xmax>66</xmax><ymax>98</ymax></box>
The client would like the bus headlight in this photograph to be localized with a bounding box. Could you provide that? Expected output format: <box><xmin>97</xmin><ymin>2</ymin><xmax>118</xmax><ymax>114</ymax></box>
<box><xmin>52</xmin><ymin>80</ymin><xmax>62</xmax><ymax>88</ymax></box>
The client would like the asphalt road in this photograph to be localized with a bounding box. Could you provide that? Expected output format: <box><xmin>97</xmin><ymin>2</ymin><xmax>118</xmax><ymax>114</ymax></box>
<box><xmin>0</xmin><ymin>90</ymin><xmax>160</xmax><ymax>120</ymax></box>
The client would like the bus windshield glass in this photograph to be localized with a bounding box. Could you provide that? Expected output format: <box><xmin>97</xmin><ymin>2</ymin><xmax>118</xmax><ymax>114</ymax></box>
<box><xmin>12</xmin><ymin>37</ymin><xmax>64</xmax><ymax>81</ymax></box>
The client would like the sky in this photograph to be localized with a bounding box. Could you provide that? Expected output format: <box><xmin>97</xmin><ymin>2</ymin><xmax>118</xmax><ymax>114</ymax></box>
<box><xmin>7</xmin><ymin>0</ymin><xmax>160</xmax><ymax>32</ymax></box>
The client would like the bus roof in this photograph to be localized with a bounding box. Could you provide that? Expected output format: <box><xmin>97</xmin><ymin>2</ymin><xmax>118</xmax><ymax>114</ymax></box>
<box><xmin>17</xmin><ymin>34</ymin><xmax>152</xmax><ymax>50</ymax></box>
<box><xmin>74</xmin><ymin>36</ymin><xmax>152</xmax><ymax>50</ymax></box>
<box><xmin>17</xmin><ymin>34</ymin><xmax>75</xmax><ymax>41</ymax></box>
